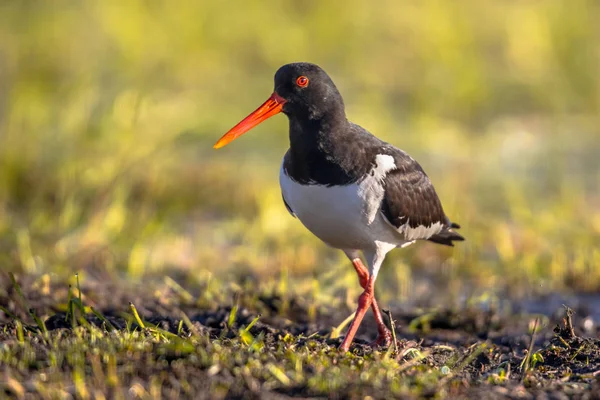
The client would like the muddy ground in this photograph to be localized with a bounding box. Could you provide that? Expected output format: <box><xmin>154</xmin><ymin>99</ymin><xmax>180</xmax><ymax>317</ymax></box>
<box><xmin>0</xmin><ymin>273</ymin><xmax>599</xmax><ymax>399</ymax></box>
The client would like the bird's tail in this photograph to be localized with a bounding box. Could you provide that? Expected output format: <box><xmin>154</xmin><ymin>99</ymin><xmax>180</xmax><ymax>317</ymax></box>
<box><xmin>428</xmin><ymin>222</ymin><xmax>464</xmax><ymax>247</ymax></box>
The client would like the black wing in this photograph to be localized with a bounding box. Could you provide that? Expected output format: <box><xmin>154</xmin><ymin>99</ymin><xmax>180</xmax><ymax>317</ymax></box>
<box><xmin>379</xmin><ymin>148</ymin><xmax>464</xmax><ymax>246</ymax></box>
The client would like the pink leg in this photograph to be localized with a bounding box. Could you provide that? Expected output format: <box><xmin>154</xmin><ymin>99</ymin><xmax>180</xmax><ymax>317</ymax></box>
<box><xmin>350</xmin><ymin>259</ymin><xmax>392</xmax><ymax>348</ymax></box>
<box><xmin>340</xmin><ymin>275</ymin><xmax>375</xmax><ymax>352</ymax></box>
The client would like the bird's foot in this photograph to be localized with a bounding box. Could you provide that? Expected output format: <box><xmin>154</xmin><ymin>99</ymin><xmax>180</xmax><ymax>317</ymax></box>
<box><xmin>337</xmin><ymin>330</ymin><xmax>393</xmax><ymax>353</ymax></box>
<box><xmin>338</xmin><ymin>342</ymin><xmax>351</xmax><ymax>353</ymax></box>
<box><xmin>369</xmin><ymin>329</ymin><xmax>393</xmax><ymax>349</ymax></box>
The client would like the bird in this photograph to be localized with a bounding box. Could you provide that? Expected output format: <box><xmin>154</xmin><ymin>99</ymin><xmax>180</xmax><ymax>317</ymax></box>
<box><xmin>214</xmin><ymin>62</ymin><xmax>464</xmax><ymax>352</ymax></box>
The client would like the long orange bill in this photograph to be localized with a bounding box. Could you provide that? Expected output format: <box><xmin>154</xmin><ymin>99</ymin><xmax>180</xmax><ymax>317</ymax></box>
<box><xmin>213</xmin><ymin>92</ymin><xmax>287</xmax><ymax>149</ymax></box>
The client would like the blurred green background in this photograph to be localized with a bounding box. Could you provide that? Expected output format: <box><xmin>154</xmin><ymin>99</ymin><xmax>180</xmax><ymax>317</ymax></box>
<box><xmin>0</xmin><ymin>1</ymin><xmax>599</xmax><ymax>309</ymax></box>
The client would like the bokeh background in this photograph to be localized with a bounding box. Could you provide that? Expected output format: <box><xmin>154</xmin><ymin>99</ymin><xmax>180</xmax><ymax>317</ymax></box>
<box><xmin>1</xmin><ymin>1</ymin><xmax>599</xmax><ymax>311</ymax></box>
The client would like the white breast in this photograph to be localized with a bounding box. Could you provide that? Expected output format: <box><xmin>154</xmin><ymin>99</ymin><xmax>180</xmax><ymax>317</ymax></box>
<box><xmin>279</xmin><ymin>155</ymin><xmax>409</xmax><ymax>251</ymax></box>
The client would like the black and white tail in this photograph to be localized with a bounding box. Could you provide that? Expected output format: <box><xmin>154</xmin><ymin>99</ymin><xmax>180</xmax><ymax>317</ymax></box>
<box><xmin>427</xmin><ymin>222</ymin><xmax>464</xmax><ymax>247</ymax></box>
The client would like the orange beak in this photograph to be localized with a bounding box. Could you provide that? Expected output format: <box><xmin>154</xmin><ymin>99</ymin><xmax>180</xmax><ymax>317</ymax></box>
<box><xmin>213</xmin><ymin>92</ymin><xmax>287</xmax><ymax>149</ymax></box>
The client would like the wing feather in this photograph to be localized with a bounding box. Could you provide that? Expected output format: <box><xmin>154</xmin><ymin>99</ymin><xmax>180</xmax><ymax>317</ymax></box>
<box><xmin>379</xmin><ymin>149</ymin><xmax>463</xmax><ymax>244</ymax></box>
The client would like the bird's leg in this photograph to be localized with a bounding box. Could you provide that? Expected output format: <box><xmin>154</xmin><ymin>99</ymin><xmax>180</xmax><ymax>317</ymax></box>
<box><xmin>339</xmin><ymin>275</ymin><xmax>375</xmax><ymax>352</ymax></box>
<box><xmin>351</xmin><ymin>258</ymin><xmax>392</xmax><ymax>348</ymax></box>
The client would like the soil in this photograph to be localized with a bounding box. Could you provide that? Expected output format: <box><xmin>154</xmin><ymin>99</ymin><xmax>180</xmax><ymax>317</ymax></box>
<box><xmin>1</xmin><ymin>273</ymin><xmax>599</xmax><ymax>399</ymax></box>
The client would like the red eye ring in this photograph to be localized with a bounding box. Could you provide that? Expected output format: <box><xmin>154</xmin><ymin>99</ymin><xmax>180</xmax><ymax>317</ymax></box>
<box><xmin>296</xmin><ymin>76</ymin><xmax>309</xmax><ymax>87</ymax></box>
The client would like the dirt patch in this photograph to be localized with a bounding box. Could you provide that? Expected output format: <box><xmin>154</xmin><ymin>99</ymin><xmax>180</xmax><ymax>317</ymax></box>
<box><xmin>0</xmin><ymin>273</ymin><xmax>599</xmax><ymax>399</ymax></box>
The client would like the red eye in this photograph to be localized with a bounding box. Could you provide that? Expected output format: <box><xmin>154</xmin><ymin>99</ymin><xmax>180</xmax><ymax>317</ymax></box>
<box><xmin>296</xmin><ymin>76</ymin><xmax>309</xmax><ymax>87</ymax></box>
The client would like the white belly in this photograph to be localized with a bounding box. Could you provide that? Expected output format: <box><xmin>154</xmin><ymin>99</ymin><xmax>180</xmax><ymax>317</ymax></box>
<box><xmin>279</xmin><ymin>163</ymin><xmax>407</xmax><ymax>251</ymax></box>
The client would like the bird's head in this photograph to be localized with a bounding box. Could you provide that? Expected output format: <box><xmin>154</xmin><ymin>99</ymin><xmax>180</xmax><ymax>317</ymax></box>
<box><xmin>214</xmin><ymin>62</ymin><xmax>344</xmax><ymax>149</ymax></box>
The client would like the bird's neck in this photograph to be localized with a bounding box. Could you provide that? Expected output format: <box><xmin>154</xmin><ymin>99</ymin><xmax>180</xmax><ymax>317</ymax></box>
<box><xmin>288</xmin><ymin>109</ymin><xmax>349</xmax><ymax>156</ymax></box>
<box><xmin>285</xmin><ymin>112</ymin><xmax>359</xmax><ymax>185</ymax></box>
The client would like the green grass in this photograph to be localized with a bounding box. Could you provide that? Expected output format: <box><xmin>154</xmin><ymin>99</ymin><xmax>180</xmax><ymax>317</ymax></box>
<box><xmin>0</xmin><ymin>326</ymin><xmax>427</xmax><ymax>398</ymax></box>
<box><xmin>1</xmin><ymin>274</ymin><xmax>598</xmax><ymax>398</ymax></box>
<box><xmin>0</xmin><ymin>325</ymin><xmax>441</xmax><ymax>398</ymax></box>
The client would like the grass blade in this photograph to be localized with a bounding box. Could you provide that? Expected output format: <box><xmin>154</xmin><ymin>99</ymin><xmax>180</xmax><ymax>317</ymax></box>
<box><xmin>330</xmin><ymin>312</ymin><xmax>355</xmax><ymax>339</ymax></box>
<box><xmin>383</xmin><ymin>309</ymin><xmax>399</xmax><ymax>354</ymax></box>
<box><xmin>76</xmin><ymin>273</ymin><xmax>83</xmax><ymax>308</ymax></box>
<box><xmin>91</xmin><ymin>307</ymin><xmax>116</xmax><ymax>332</ymax></box>
<box><xmin>65</xmin><ymin>285</ymin><xmax>73</xmax><ymax>323</ymax></box>
<box><xmin>29</xmin><ymin>308</ymin><xmax>48</xmax><ymax>337</ymax></box>
<box><xmin>227</xmin><ymin>292</ymin><xmax>240</xmax><ymax>329</ymax></box>
<box><xmin>129</xmin><ymin>302</ymin><xmax>146</xmax><ymax>329</ymax></box>
<box><xmin>9</xmin><ymin>273</ymin><xmax>32</xmax><ymax>314</ymax></box>
<box><xmin>179</xmin><ymin>311</ymin><xmax>201</xmax><ymax>338</ymax></box>
<box><xmin>0</xmin><ymin>305</ymin><xmax>18</xmax><ymax>320</ymax></box>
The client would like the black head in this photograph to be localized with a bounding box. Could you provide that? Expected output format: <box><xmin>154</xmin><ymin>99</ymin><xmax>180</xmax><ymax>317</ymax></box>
<box><xmin>214</xmin><ymin>62</ymin><xmax>346</xmax><ymax>149</ymax></box>
<box><xmin>274</xmin><ymin>63</ymin><xmax>345</xmax><ymax>120</ymax></box>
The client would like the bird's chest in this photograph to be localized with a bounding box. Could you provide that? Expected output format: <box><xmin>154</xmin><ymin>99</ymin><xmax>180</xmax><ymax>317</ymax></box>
<box><xmin>279</xmin><ymin>163</ymin><xmax>389</xmax><ymax>249</ymax></box>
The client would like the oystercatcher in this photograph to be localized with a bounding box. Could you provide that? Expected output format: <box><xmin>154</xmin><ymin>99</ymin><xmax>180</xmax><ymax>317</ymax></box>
<box><xmin>214</xmin><ymin>62</ymin><xmax>464</xmax><ymax>352</ymax></box>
